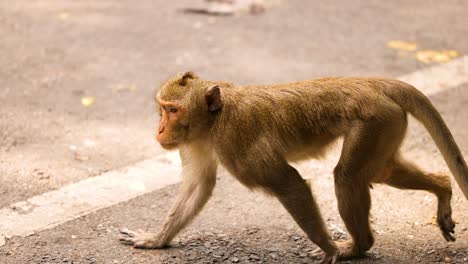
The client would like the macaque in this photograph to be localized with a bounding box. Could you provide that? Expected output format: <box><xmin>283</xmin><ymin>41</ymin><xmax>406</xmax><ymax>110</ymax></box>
<box><xmin>120</xmin><ymin>72</ymin><xmax>468</xmax><ymax>264</ymax></box>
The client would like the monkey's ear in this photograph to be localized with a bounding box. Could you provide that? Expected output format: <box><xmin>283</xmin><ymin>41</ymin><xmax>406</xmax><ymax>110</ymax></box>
<box><xmin>179</xmin><ymin>71</ymin><xmax>198</xmax><ymax>86</ymax></box>
<box><xmin>205</xmin><ymin>85</ymin><xmax>222</xmax><ymax>112</ymax></box>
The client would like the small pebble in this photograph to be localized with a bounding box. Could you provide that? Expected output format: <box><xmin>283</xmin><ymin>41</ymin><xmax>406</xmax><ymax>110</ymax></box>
<box><xmin>249</xmin><ymin>254</ymin><xmax>260</xmax><ymax>261</ymax></box>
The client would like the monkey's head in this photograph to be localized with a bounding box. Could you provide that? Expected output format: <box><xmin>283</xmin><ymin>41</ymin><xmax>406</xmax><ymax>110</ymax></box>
<box><xmin>155</xmin><ymin>72</ymin><xmax>223</xmax><ymax>150</ymax></box>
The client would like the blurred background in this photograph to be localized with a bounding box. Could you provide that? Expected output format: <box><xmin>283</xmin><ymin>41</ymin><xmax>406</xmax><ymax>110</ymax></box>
<box><xmin>0</xmin><ymin>1</ymin><xmax>467</xmax><ymax>263</ymax></box>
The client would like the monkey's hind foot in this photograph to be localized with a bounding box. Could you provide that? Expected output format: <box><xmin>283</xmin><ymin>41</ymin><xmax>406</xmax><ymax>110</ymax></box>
<box><xmin>437</xmin><ymin>204</ymin><xmax>456</xmax><ymax>242</ymax></box>
<box><xmin>119</xmin><ymin>228</ymin><xmax>166</xmax><ymax>249</ymax></box>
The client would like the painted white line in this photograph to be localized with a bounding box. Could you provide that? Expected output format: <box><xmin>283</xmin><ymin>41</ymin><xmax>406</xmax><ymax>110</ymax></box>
<box><xmin>0</xmin><ymin>153</ymin><xmax>182</xmax><ymax>238</ymax></box>
<box><xmin>1</xmin><ymin>56</ymin><xmax>468</xmax><ymax>241</ymax></box>
<box><xmin>399</xmin><ymin>56</ymin><xmax>468</xmax><ymax>95</ymax></box>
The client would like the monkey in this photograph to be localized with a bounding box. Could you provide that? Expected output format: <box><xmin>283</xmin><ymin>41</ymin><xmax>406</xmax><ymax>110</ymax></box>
<box><xmin>119</xmin><ymin>72</ymin><xmax>468</xmax><ymax>264</ymax></box>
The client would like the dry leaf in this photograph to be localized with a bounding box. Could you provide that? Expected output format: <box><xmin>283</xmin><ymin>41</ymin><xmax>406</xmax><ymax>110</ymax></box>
<box><xmin>425</xmin><ymin>216</ymin><xmax>438</xmax><ymax>226</ymax></box>
<box><xmin>74</xmin><ymin>153</ymin><xmax>89</xmax><ymax>161</ymax></box>
<box><xmin>416</xmin><ymin>50</ymin><xmax>461</xmax><ymax>63</ymax></box>
<box><xmin>446</xmin><ymin>50</ymin><xmax>461</xmax><ymax>57</ymax></box>
<box><xmin>58</xmin><ymin>12</ymin><xmax>70</xmax><ymax>20</ymax></box>
<box><xmin>387</xmin><ymin>40</ymin><xmax>418</xmax><ymax>51</ymax></box>
<box><xmin>81</xmin><ymin>97</ymin><xmax>95</xmax><ymax>107</ymax></box>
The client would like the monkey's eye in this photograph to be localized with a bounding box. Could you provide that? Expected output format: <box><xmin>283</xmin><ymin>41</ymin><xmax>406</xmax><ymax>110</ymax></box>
<box><xmin>168</xmin><ymin>107</ymin><xmax>178</xmax><ymax>113</ymax></box>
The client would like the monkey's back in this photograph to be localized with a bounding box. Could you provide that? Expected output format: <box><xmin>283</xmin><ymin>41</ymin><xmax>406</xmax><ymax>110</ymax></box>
<box><xmin>212</xmin><ymin>77</ymin><xmax>404</xmax><ymax>164</ymax></box>
<box><xmin>223</xmin><ymin>77</ymin><xmax>397</xmax><ymax>128</ymax></box>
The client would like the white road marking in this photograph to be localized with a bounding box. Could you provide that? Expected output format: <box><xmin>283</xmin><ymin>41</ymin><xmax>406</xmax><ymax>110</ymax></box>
<box><xmin>399</xmin><ymin>55</ymin><xmax>468</xmax><ymax>95</ymax></box>
<box><xmin>0</xmin><ymin>154</ymin><xmax>181</xmax><ymax>238</ymax></box>
<box><xmin>1</xmin><ymin>56</ymin><xmax>468</xmax><ymax>241</ymax></box>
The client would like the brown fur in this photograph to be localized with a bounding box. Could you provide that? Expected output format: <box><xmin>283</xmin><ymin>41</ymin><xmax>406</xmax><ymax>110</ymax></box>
<box><xmin>120</xmin><ymin>72</ymin><xmax>468</xmax><ymax>264</ymax></box>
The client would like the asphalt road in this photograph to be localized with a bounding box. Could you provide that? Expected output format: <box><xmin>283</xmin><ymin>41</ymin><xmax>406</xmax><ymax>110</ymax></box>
<box><xmin>0</xmin><ymin>0</ymin><xmax>467</xmax><ymax>263</ymax></box>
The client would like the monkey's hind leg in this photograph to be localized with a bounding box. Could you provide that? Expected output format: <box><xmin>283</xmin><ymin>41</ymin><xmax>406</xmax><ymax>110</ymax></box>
<box><xmin>333</xmin><ymin>116</ymin><xmax>406</xmax><ymax>258</ymax></box>
<box><xmin>383</xmin><ymin>156</ymin><xmax>455</xmax><ymax>241</ymax></box>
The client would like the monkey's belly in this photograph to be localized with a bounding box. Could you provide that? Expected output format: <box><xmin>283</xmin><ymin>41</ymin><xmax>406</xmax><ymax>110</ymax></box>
<box><xmin>285</xmin><ymin>135</ymin><xmax>339</xmax><ymax>162</ymax></box>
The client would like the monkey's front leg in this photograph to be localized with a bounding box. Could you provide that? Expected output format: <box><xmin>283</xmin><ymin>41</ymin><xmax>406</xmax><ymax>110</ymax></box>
<box><xmin>120</xmin><ymin>146</ymin><xmax>218</xmax><ymax>248</ymax></box>
<box><xmin>265</xmin><ymin>165</ymin><xmax>338</xmax><ymax>264</ymax></box>
<box><xmin>119</xmin><ymin>228</ymin><xmax>165</xmax><ymax>248</ymax></box>
<box><xmin>119</xmin><ymin>175</ymin><xmax>216</xmax><ymax>248</ymax></box>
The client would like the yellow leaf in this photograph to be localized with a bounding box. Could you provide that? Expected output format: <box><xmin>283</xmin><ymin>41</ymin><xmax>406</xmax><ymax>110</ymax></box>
<box><xmin>416</xmin><ymin>50</ymin><xmax>436</xmax><ymax>63</ymax></box>
<box><xmin>387</xmin><ymin>40</ymin><xmax>418</xmax><ymax>51</ymax></box>
<box><xmin>81</xmin><ymin>97</ymin><xmax>95</xmax><ymax>107</ymax></box>
<box><xmin>446</xmin><ymin>50</ymin><xmax>461</xmax><ymax>58</ymax></box>
<box><xmin>416</xmin><ymin>49</ymin><xmax>461</xmax><ymax>63</ymax></box>
<box><xmin>58</xmin><ymin>12</ymin><xmax>70</xmax><ymax>20</ymax></box>
<box><xmin>433</xmin><ymin>53</ymin><xmax>451</xmax><ymax>63</ymax></box>
<box><xmin>425</xmin><ymin>215</ymin><xmax>438</xmax><ymax>226</ymax></box>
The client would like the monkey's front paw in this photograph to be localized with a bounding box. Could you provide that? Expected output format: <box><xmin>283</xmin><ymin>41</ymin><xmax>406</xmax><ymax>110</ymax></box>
<box><xmin>335</xmin><ymin>240</ymin><xmax>355</xmax><ymax>258</ymax></box>
<box><xmin>119</xmin><ymin>228</ymin><xmax>166</xmax><ymax>249</ymax></box>
<box><xmin>319</xmin><ymin>253</ymin><xmax>337</xmax><ymax>264</ymax></box>
<box><xmin>335</xmin><ymin>240</ymin><xmax>369</xmax><ymax>259</ymax></box>
<box><xmin>310</xmin><ymin>248</ymin><xmax>338</xmax><ymax>264</ymax></box>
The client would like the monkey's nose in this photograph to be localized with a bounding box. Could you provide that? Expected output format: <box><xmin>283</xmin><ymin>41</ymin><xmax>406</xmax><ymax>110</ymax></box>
<box><xmin>158</xmin><ymin>127</ymin><xmax>164</xmax><ymax>134</ymax></box>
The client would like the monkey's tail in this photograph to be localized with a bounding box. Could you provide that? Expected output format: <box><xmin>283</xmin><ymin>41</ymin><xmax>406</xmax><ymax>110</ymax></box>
<box><xmin>382</xmin><ymin>80</ymin><xmax>468</xmax><ymax>200</ymax></box>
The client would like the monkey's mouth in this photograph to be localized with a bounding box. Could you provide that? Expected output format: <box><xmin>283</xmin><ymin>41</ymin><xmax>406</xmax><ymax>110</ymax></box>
<box><xmin>160</xmin><ymin>142</ymin><xmax>179</xmax><ymax>150</ymax></box>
